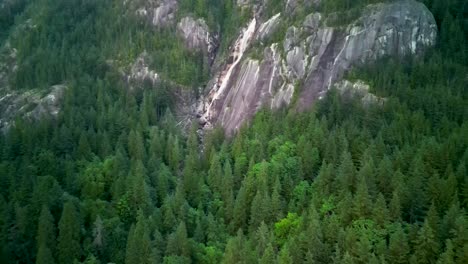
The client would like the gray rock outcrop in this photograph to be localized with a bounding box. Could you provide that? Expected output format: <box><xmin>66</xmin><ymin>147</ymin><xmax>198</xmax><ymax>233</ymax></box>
<box><xmin>177</xmin><ymin>17</ymin><xmax>218</xmax><ymax>63</ymax></box>
<box><xmin>298</xmin><ymin>0</ymin><xmax>437</xmax><ymax>110</ymax></box>
<box><xmin>198</xmin><ymin>0</ymin><xmax>437</xmax><ymax>136</ymax></box>
<box><xmin>256</xmin><ymin>13</ymin><xmax>282</xmax><ymax>42</ymax></box>
<box><xmin>126</xmin><ymin>52</ymin><xmax>160</xmax><ymax>86</ymax></box>
<box><xmin>334</xmin><ymin>79</ymin><xmax>386</xmax><ymax>106</ymax></box>
<box><xmin>0</xmin><ymin>85</ymin><xmax>67</xmax><ymax>131</ymax></box>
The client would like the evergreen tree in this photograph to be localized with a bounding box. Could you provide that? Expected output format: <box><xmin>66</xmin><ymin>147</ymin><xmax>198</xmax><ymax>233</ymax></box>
<box><xmin>222</xmin><ymin>230</ymin><xmax>245</xmax><ymax>264</ymax></box>
<box><xmin>373</xmin><ymin>193</ymin><xmax>389</xmax><ymax>228</ymax></box>
<box><xmin>260</xmin><ymin>243</ymin><xmax>276</xmax><ymax>264</ymax></box>
<box><xmin>414</xmin><ymin>220</ymin><xmax>440</xmax><ymax>264</ymax></box>
<box><xmin>125</xmin><ymin>212</ymin><xmax>151</xmax><ymax>264</ymax></box>
<box><xmin>36</xmin><ymin>245</ymin><xmax>55</xmax><ymax>264</ymax></box>
<box><xmin>436</xmin><ymin>240</ymin><xmax>455</xmax><ymax>264</ymax></box>
<box><xmin>278</xmin><ymin>244</ymin><xmax>293</xmax><ymax>264</ymax></box>
<box><xmin>57</xmin><ymin>201</ymin><xmax>81</xmax><ymax>264</ymax></box>
<box><xmin>36</xmin><ymin>205</ymin><xmax>56</xmax><ymax>254</ymax></box>
<box><xmin>387</xmin><ymin>224</ymin><xmax>409</xmax><ymax>264</ymax></box>
<box><xmin>166</xmin><ymin>222</ymin><xmax>190</xmax><ymax>258</ymax></box>
<box><xmin>353</xmin><ymin>174</ymin><xmax>372</xmax><ymax>219</ymax></box>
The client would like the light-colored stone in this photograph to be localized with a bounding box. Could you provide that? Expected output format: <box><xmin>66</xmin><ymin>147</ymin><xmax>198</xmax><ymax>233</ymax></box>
<box><xmin>283</xmin><ymin>26</ymin><xmax>300</xmax><ymax>52</ymax></box>
<box><xmin>0</xmin><ymin>85</ymin><xmax>67</xmax><ymax>131</ymax></box>
<box><xmin>303</xmin><ymin>13</ymin><xmax>322</xmax><ymax>33</ymax></box>
<box><xmin>177</xmin><ymin>16</ymin><xmax>218</xmax><ymax>63</ymax></box>
<box><xmin>126</xmin><ymin>52</ymin><xmax>160</xmax><ymax>86</ymax></box>
<box><xmin>286</xmin><ymin>45</ymin><xmax>308</xmax><ymax>79</ymax></box>
<box><xmin>256</xmin><ymin>13</ymin><xmax>282</xmax><ymax>42</ymax></box>
<box><xmin>334</xmin><ymin>79</ymin><xmax>386</xmax><ymax>106</ymax></box>
<box><xmin>198</xmin><ymin>0</ymin><xmax>437</xmax><ymax>136</ymax></box>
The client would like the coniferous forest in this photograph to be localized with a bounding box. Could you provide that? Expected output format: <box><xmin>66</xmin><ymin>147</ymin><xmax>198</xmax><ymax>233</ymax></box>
<box><xmin>0</xmin><ymin>0</ymin><xmax>467</xmax><ymax>263</ymax></box>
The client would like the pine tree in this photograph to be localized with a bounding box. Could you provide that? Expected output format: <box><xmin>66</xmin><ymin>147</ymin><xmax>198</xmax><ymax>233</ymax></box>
<box><xmin>278</xmin><ymin>244</ymin><xmax>293</xmax><ymax>264</ymax></box>
<box><xmin>353</xmin><ymin>174</ymin><xmax>372</xmax><ymax>219</ymax></box>
<box><xmin>222</xmin><ymin>230</ymin><xmax>245</xmax><ymax>264</ymax></box>
<box><xmin>222</xmin><ymin>160</ymin><xmax>234</xmax><ymax>222</ymax></box>
<box><xmin>437</xmin><ymin>240</ymin><xmax>455</xmax><ymax>264</ymax></box>
<box><xmin>207</xmin><ymin>153</ymin><xmax>222</xmax><ymax>193</ymax></box>
<box><xmin>249</xmin><ymin>190</ymin><xmax>270</xmax><ymax>230</ymax></box>
<box><xmin>270</xmin><ymin>175</ymin><xmax>283</xmax><ymax>221</ymax></box>
<box><xmin>450</xmin><ymin>215</ymin><xmax>468</xmax><ymax>263</ymax></box>
<box><xmin>77</xmin><ymin>132</ymin><xmax>92</xmax><ymax>160</ymax></box>
<box><xmin>414</xmin><ymin>220</ymin><xmax>440</xmax><ymax>264</ymax></box>
<box><xmin>389</xmin><ymin>191</ymin><xmax>402</xmax><ymax>222</ymax></box>
<box><xmin>166</xmin><ymin>221</ymin><xmax>190</xmax><ymax>258</ymax></box>
<box><xmin>387</xmin><ymin>224</ymin><xmax>409</xmax><ymax>264</ymax></box>
<box><xmin>57</xmin><ymin>201</ymin><xmax>81</xmax><ymax>264</ymax></box>
<box><xmin>372</xmin><ymin>193</ymin><xmax>389</xmax><ymax>228</ymax></box>
<box><xmin>36</xmin><ymin>205</ymin><xmax>56</xmax><ymax>253</ymax></box>
<box><xmin>335</xmin><ymin>151</ymin><xmax>357</xmax><ymax>192</ymax></box>
<box><xmin>426</xmin><ymin>203</ymin><xmax>441</xmax><ymax>242</ymax></box>
<box><xmin>129</xmin><ymin>160</ymin><xmax>151</xmax><ymax>214</ymax></box>
<box><xmin>355</xmin><ymin>232</ymin><xmax>372</xmax><ymax>264</ymax></box>
<box><xmin>168</xmin><ymin>135</ymin><xmax>181</xmax><ymax>173</ymax></box>
<box><xmin>376</xmin><ymin>156</ymin><xmax>393</xmax><ymax>198</ymax></box>
<box><xmin>254</xmin><ymin>222</ymin><xmax>271</xmax><ymax>256</ymax></box>
<box><xmin>260</xmin><ymin>243</ymin><xmax>276</xmax><ymax>264</ymax></box>
<box><xmin>125</xmin><ymin>211</ymin><xmax>151</xmax><ymax>264</ymax></box>
<box><xmin>128</xmin><ymin>130</ymin><xmax>146</xmax><ymax>162</ymax></box>
<box><xmin>162</xmin><ymin>197</ymin><xmax>177</xmax><ymax>233</ymax></box>
<box><xmin>36</xmin><ymin>245</ymin><xmax>55</xmax><ymax>264</ymax></box>
<box><xmin>231</xmin><ymin>184</ymin><xmax>248</xmax><ymax>232</ymax></box>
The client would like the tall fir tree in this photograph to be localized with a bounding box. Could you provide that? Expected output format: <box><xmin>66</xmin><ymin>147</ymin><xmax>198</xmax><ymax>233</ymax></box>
<box><xmin>57</xmin><ymin>201</ymin><xmax>81</xmax><ymax>264</ymax></box>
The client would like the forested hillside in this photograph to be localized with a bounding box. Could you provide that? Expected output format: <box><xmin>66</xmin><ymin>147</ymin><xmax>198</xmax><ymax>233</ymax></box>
<box><xmin>0</xmin><ymin>0</ymin><xmax>467</xmax><ymax>264</ymax></box>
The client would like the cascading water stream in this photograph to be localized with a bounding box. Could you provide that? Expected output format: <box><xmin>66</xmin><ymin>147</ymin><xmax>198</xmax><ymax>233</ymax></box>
<box><xmin>201</xmin><ymin>17</ymin><xmax>257</xmax><ymax>127</ymax></box>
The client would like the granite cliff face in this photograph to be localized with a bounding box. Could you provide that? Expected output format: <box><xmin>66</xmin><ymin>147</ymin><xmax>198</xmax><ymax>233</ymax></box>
<box><xmin>196</xmin><ymin>0</ymin><xmax>437</xmax><ymax>136</ymax></box>
<box><xmin>0</xmin><ymin>0</ymin><xmax>438</xmax><ymax>135</ymax></box>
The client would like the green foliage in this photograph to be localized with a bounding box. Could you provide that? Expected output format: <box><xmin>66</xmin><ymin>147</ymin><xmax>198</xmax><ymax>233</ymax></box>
<box><xmin>274</xmin><ymin>213</ymin><xmax>302</xmax><ymax>245</ymax></box>
<box><xmin>0</xmin><ymin>0</ymin><xmax>29</xmax><ymax>43</ymax></box>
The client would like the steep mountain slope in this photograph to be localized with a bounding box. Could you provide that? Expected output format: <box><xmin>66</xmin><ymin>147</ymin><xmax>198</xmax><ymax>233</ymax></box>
<box><xmin>196</xmin><ymin>0</ymin><xmax>437</xmax><ymax>135</ymax></box>
<box><xmin>0</xmin><ymin>0</ymin><xmax>437</xmax><ymax>135</ymax></box>
<box><xmin>0</xmin><ymin>1</ymin><xmax>467</xmax><ymax>264</ymax></box>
